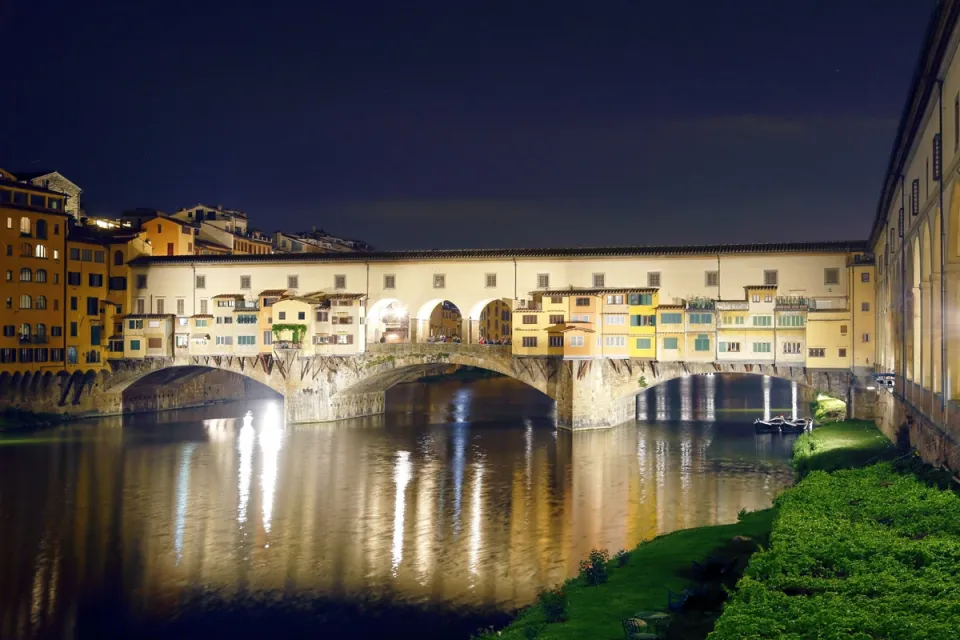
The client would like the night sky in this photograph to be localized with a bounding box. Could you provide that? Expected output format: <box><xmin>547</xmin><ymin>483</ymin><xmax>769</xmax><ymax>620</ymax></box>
<box><xmin>0</xmin><ymin>1</ymin><xmax>932</xmax><ymax>250</ymax></box>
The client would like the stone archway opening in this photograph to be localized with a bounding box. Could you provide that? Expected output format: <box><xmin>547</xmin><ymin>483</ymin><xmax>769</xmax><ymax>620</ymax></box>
<box><xmin>121</xmin><ymin>365</ymin><xmax>282</xmax><ymax>415</ymax></box>
<box><xmin>367</xmin><ymin>297</ymin><xmax>410</xmax><ymax>344</ymax></box>
<box><xmin>414</xmin><ymin>299</ymin><xmax>464</xmax><ymax>343</ymax></box>
<box><xmin>471</xmin><ymin>298</ymin><xmax>513</xmax><ymax>344</ymax></box>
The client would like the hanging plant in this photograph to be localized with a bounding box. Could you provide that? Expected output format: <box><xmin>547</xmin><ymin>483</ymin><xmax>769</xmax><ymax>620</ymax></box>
<box><xmin>271</xmin><ymin>323</ymin><xmax>307</xmax><ymax>345</ymax></box>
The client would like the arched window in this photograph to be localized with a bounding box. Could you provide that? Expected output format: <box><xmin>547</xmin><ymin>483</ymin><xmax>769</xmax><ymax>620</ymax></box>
<box><xmin>35</xmin><ymin>269</ymin><xmax>47</xmax><ymax>283</ymax></box>
<box><xmin>35</xmin><ymin>219</ymin><xmax>47</xmax><ymax>240</ymax></box>
<box><xmin>36</xmin><ymin>323</ymin><xmax>46</xmax><ymax>341</ymax></box>
<box><xmin>34</xmin><ymin>244</ymin><xmax>47</xmax><ymax>259</ymax></box>
<box><xmin>114</xmin><ymin>250</ymin><xmax>124</xmax><ymax>266</ymax></box>
<box><xmin>19</xmin><ymin>217</ymin><xmax>30</xmax><ymax>235</ymax></box>
<box><xmin>35</xmin><ymin>296</ymin><xmax>47</xmax><ymax>310</ymax></box>
<box><xmin>20</xmin><ymin>243</ymin><xmax>32</xmax><ymax>257</ymax></box>
<box><xmin>19</xmin><ymin>268</ymin><xmax>31</xmax><ymax>282</ymax></box>
<box><xmin>19</xmin><ymin>323</ymin><xmax>30</xmax><ymax>339</ymax></box>
<box><xmin>19</xmin><ymin>294</ymin><xmax>31</xmax><ymax>309</ymax></box>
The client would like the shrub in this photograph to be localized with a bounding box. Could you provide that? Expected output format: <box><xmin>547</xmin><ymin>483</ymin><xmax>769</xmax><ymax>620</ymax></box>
<box><xmin>710</xmin><ymin>464</ymin><xmax>960</xmax><ymax>639</ymax></box>
<box><xmin>538</xmin><ymin>587</ymin><xmax>568</xmax><ymax>623</ymax></box>
<box><xmin>614</xmin><ymin>549</ymin><xmax>630</xmax><ymax>567</ymax></box>
<box><xmin>579</xmin><ymin>548</ymin><xmax>610</xmax><ymax>586</ymax></box>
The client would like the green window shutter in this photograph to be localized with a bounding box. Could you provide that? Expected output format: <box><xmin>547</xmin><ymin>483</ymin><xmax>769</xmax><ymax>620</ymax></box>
<box><xmin>639</xmin><ymin>294</ymin><xmax>652</xmax><ymax>305</ymax></box>
<box><xmin>718</xmin><ymin>341</ymin><xmax>727</xmax><ymax>353</ymax></box>
<box><xmin>630</xmin><ymin>315</ymin><xmax>641</xmax><ymax>326</ymax></box>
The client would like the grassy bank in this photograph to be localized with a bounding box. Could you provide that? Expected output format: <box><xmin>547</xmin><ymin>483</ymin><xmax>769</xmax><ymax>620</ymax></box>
<box><xmin>792</xmin><ymin>419</ymin><xmax>896</xmax><ymax>477</ymax></box>
<box><xmin>709</xmin><ymin>462</ymin><xmax>960</xmax><ymax>639</ymax></box>
<box><xmin>480</xmin><ymin>510</ymin><xmax>775</xmax><ymax>639</ymax></box>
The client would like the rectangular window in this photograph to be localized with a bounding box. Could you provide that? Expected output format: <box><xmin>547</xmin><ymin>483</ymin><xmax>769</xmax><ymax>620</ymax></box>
<box><xmin>840</xmin><ymin>324</ymin><xmax>848</xmax><ymax>335</ymax></box>
<box><xmin>240</xmin><ymin>275</ymin><xmax>251</xmax><ymax>289</ymax></box>
<box><xmin>297</xmin><ymin>311</ymin><xmax>306</xmax><ymax>320</ymax></box>
<box><xmin>177</xmin><ymin>299</ymin><xmax>185</xmax><ymax>315</ymax></box>
<box><xmin>108</xmin><ymin>276</ymin><xmax>126</xmax><ymax>290</ymax></box>
<box><xmin>70</xmin><ymin>322</ymin><xmax>78</xmax><ymax>337</ymax></box>
<box><xmin>862</xmin><ymin>333</ymin><xmax>870</xmax><ymax>343</ymax></box>
<box><xmin>575</xmin><ymin>297</ymin><xmax>590</xmax><ymax>307</ymax></box>
<box><xmin>81</xmin><ymin>249</ymin><xmax>92</xmax><ymax>262</ymax></box>
<box><xmin>86</xmin><ymin>297</ymin><xmax>99</xmax><ymax>316</ymax></box>
<box><xmin>237</xmin><ymin>314</ymin><xmax>257</xmax><ymax>324</ymax></box>
<box><xmin>660</xmin><ymin>312</ymin><xmax>682</xmax><ymax>324</ymax></box>
<box><xmin>334</xmin><ymin>274</ymin><xmax>346</xmax><ymax>289</ymax></box>
<box><xmin>635</xmin><ymin>337</ymin><xmax>652</xmax><ymax>350</ymax></box>
<box><xmin>689</xmin><ymin>313</ymin><xmax>712</xmax><ymax>324</ymax></box>
<box><xmin>136</xmin><ymin>274</ymin><xmax>147</xmax><ymax>289</ymax></box>
<box><xmin>90</xmin><ymin>326</ymin><xmax>101</xmax><ymax>346</ymax></box>
<box><xmin>694</xmin><ymin>334</ymin><xmax>710</xmax><ymax>351</ymax></box>
<box><xmin>861</xmin><ymin>272</ymin><xmax>870</xmax><ymax>283</ymax></box>
<box><xmin>592</xmin><ymin>273</ymin><xmax>605</xmax><ymax>287</ymax></box>
<box><xmin>288</xmin><ymin>275</ymin><xmax>299</xmax><ymax>289</ymax></box>
<box><xmin>752</xmin><ymin>342</ymin><xmax>771</xmax><ymax>353</ymax></box>
<box><xmin>94</xmin><ymin>251</ymin><xmax>105</xmax><ymax>263</ymax></box>
<box><xmin>176</xmin><ymin>335</ymin><xmax>189</xmax><ymax>348</ymax></box>
<box><xmin>549</xmin><ymin>314</ymin><xmax>564</xmax><ymax>324</ymax></box>
<box><xmin>128</xmin><ymin>319</ymin><xmax>143</xmax><ymax>330</ymax></box>
<box><xmin>751</xmin><ymin>294</ymin><xmax>760</xmax><ymax>303</ymax></box>
<box><xmin>860</xmin><ymin>302</ymin><xmax>871</xmax><ymax>312</ymax></box>
<box><xmin>752</xmin><ymin>315</ymin><xmax>772</xmax><ymax>327</ymax></box>
<box><xmin>485</xmin><ymin>273</ymin><xmax>497</xmax><ymax>288</ymax></box>
<box><xmin>630</xmin><ymin>315</ymin><xmax>656</xmax><ymax>327</ymax></box>
<box><xmin>782</xmin><ymin>341</ymin><xmax>802</xmax><ymax>354</ymax></box>
<box><xmin>537</xmin><ymin>274</ymin><xmax>550</xmax><ymax>289</ymax></box>
<box><xmin>195</xmin><ymin>319</ymin><xmax>208</xmax><ymax>327</ymax></box>
<box><xmin>237</xmin><ymin>336</ymin><xmax>256</xmax><ymax>346</ymax></box>
<box><xmin>522</xmin><ymin>314</ymin><xmax>538</xmax><ymax>325</ymax></box>
<box><xmin>317</xmin><ymin>311</ymin><xmax>329</xmax><ymax>322</ymax></box>
<box><xmin>130</xmin><ymin>339</ymin><xmax>141</xmax><ymax>351</ymax></box>
<box><xmin>263</xmin><ymin>330</ymin><xmax>273</xmax><ymax>345</ymax></box>
<box><xmin>278</xmin><ymin>311</ymin><xmax>286</xmax><ymax>320</ymax></box>
<box><xmin>67</xmin><ymin>271</ymin><xmax>81</xmax><ymax>286</ymax></box>
<box><xmin>663</xmin><ymin>337</ymin><xmax>678</xmax><ymax>350</ymax></box>
<box><xmin>548</xmin><ymin>335</ymin><xmax>563</xmax><ymax>347</ymax></box>
<box><xmin>569</xmin><ymin>335</ymin><xmax>584</xmax><ymax>347</ymax></box>
<box><xmin>196</xmin><ymin>275</ymin><xmax>206</xmax><ymax>289</ymax></box>
<box><xmin>808</xmin><ymin>348</ymin><xmax>825</xmax><ymax>358</ymax></box>
<box><xmin>384</xmin><ymin>275</ymin><xmax>396</xmax><ymax>289</ymax></box>
<box><xmin>838</xmin><ymin>348</ymin><xmax>847</xmax><ymax>358</ymax></box>
<box><xmin>522</xmin><ymin>336</ymin><xmax>537</xmax><ymax>348</ymax></box>
<box><xmin>627</xmin><ymin>293</ymin><xmax>654</xmax><ymax>305</ymax></box>
<box><xmin>215</xmin><ymin>336</ymin><xmax>234</xmax><ymax>346</ymax></box>
<box><xmin>647</xmin><ymin>272</ymin><xmax>661</xmax><ymax>287</ymax></box>
<box><xmin>824</xmin><ymin>268</ymin><xmax>840</xmax><ymax>285</ymax></box>
<box><xmin>719</xmin><ymin>341</ymin><xmax>741</xmax><ymax>353</ymax></box>
<box><xmin>777</xmin><ymin>314</ymin><xmax>804</xmax><ymax>327</ymax></box>
<box><xmin>605</xmin><ymin>294</ymin><xmax>624</xmax><ymax>305</ymax></box>
<box><xmin>200</xmin><ymin>299</ymin><xmax>208</xmax><ymax>314</ymax></box>
<box><xmin>335</xmin><ymin>334</ymin><xmax>355</xmax><ymax>345</ymax></box>
<box><xmin>605</xmin><ymin>315</ymin><xmax>626</xmax><ymax>325</ymax></box>
<box><xmin>705</xmin><ymin>270</ymin><xmax>719</xmax><ymax>287</ymax></box>
<box><xmin>763</xmin><ymin>270</ymin><xmax>778</xmax><ymax>286</ymax></box>
<box><xmin>156</xmin><ymin>299</ymin><xmax>167</xmax><ymax>315</ymax></box>
<box><xmin>433</xmin><ymin>274</ymin><xmax>445</xmax><ymax>289</ymax></box>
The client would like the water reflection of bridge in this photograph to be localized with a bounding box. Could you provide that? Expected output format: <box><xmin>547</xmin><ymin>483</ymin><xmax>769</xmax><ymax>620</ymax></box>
<box><xmin>0</xmin><ymin>383</ymin><xmax>795</xmax><ymax>638</ymax></box>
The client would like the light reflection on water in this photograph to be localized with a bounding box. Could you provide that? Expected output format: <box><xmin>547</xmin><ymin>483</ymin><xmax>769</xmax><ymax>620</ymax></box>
<box><xmin>0</xmin><ymin>373</ymin><xmax>801</xmax><ymax>639</ymax></box>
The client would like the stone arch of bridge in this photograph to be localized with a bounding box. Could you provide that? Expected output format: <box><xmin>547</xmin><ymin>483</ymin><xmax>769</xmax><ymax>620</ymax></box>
<box><xmin>333</xmin><ymin>346</ymin><xmax>560</xmax><ymax>402</ymax></box>
<box><xmin>103</xmin><ymin>358</ymin><xmax>286</xmax><ymax>397</ymax></box>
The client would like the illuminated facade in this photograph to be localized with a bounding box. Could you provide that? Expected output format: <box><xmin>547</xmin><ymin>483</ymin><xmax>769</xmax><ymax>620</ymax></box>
<box><xmin>0</xmin><ymin>170</ymin><xmax>69</xmax><ymax>373</ymax></box>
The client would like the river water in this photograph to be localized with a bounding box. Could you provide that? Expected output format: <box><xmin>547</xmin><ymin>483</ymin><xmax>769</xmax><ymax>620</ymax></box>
<box><xmin>0</xmin><ymin>373</ymin><xmax>801</xmax><ymax>639</ymax></box>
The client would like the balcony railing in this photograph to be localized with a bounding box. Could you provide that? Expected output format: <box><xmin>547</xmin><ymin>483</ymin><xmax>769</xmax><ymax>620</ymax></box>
<box><xmin>847</xmin><ymin>254</ymin><xmax>875</xmax><ymax>266</ymax></box>
<box><xmin>715</xmin><ymin>301</ymin><xmax>748</xmax><ymax>311</ymax></box>
<box><xmin>19</xmin><ymin>335</ymin><xmax>49</xmax><ymax>344</ymax></box>
<box><xmin>686</xmin><ymin>298</ymin><xmax>716</xmax><ymax>310</ymax></box>
<box><xmin>776</xmin><ymin>296</ymin><xmax>810</xmax><ymax>309</ymax></box>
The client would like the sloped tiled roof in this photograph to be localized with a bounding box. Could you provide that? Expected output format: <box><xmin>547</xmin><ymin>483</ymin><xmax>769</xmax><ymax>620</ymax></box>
<box><xmin>130</xmin><ymin>241</ymin><xmax>868</xmax><ymax>267</ymax></box>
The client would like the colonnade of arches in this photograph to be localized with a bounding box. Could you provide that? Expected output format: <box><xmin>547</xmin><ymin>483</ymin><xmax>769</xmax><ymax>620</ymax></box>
<box><xmin>877</xmin><ymin>185</ymin><xmax>960</xmax><ymax>402</ymax></box>
<box><xmin>365</xmin><ymin>297</ymin><xmax>512</xmax><ymax>344</ymax></box>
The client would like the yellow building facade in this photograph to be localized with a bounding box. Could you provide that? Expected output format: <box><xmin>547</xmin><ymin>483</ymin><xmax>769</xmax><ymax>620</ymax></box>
<box><xmin>0</xmin><ymin>170</ymin><xmax>69</xmax><ymax>374</ymax></box>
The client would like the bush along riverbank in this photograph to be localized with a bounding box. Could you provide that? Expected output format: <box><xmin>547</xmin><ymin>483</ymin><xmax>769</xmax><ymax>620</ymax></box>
<box><xmin>0</xmin><ymin>407</ymin><xmax>71</xmax><ymax>433</ymax></box>
<box><xmin>476</xmin><ymin>509</ymin><xmax>776</xmax><ymax>640</ymax></box>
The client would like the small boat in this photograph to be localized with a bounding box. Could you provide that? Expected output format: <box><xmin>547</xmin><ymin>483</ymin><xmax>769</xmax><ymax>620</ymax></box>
<box><xmin>754</xmin><ymin>416</ymin><xmax>812</xmax><ymax>434</ymax></box>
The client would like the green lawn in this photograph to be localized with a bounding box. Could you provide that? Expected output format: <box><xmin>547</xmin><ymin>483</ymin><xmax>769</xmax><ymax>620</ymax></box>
<box><xmin>484</xmin><ymin>509</ymin><xmax>775</xmax><ymax>640</ymax></box>
<box><xmin>792</xmin><ymin>419</ymin><xmax>896</xmax><ymax>477</ymax></box>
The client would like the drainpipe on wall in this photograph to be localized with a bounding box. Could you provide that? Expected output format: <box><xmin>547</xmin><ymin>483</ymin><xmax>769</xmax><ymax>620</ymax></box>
<box><xmin>513</xmin><ymin>257</ymin><xmax>518</xmax><ymax>301</ymax></box>
<box><xmin>938</xmin><ymin>80</ymin><xmax>948</xmax><ymax>418</ymax></box>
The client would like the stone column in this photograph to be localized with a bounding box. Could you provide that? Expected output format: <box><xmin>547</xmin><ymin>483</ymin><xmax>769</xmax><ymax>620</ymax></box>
<box><xmin>557</xmin><ymin>359</ymin><xmax>640</xmax><ymax>430</ymax></box>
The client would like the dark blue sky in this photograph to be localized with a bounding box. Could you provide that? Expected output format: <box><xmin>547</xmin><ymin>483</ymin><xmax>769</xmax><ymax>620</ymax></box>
<box><xmin>0</xmin><ymin>1</ymin><xmax>932</xmax><ymax>249</ymax></box>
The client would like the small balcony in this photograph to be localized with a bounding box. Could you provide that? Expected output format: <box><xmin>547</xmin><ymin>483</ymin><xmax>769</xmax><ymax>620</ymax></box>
<box><xmin>19</xmin><ymin>334</ymin><xmax>49</xmax><ymax>344</ymax></box>
<box><xmin>715</xmin><ymin>300</ymin><xmax>748</xmax><ymax>311</ymax></box>
<box><xmin>686</xmin><ymin>298</ymin><xmax>716</xmax><ymax>311</ymax></box>
<box><xmin>776</xmin><ymin>296</ymin><xmax>810</xmax><ymax>310</ymax></box>
<box><xmin>847</xmin><ymin>254</ymin><xmax>875</xmax><ymax>266</ymax></box>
